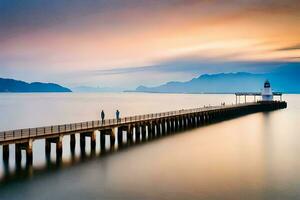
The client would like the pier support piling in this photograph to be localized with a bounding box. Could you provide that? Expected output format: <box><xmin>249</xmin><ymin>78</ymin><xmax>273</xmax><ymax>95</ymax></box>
<box><xmin>141</xmin><ymin>124</ymin><xmax>146</xmax><ymax>141</ymax></box>
<box><xmin>26</xmin><ymin>139</ymin><xmax>33</xmax><ymax>165</ymax></box>
<box><xmin>161</xmin><ymin>120</ymin><xmax>166</xmax><ymax>135</ymax></box>
<box><xmin>45</xmin><ymin>139</ymin><xmax>51</xmax><ymax>160</ymax></box>
<box><xmin>70</xmin><ymin>134</ymin><xmax>76</xmax><ymax>155</ymax></box>
<box><xmin>56</xmin><ymin>136</ymin><xmax>63</xmax><ymax>159</ymax></box>
<box><xmin>100</xmin><ymin>131</ymin><xmax>106</xmax><ymax>151</ymax></box>
<box><xmin>135</xmin><ymin>125</ymin><xmax>141</xmax><ymax>142</ymax></box>
<box><xmin>80</xmin><ymin>134</ymin><xmax>86</xmax><ymax>155</ymax></box>
<box><xmin>167</xmin><ymin>120</ymin><xmax>171</xmax><ymax>134</ymax></box>
<box><xmin>14</xmin><ymin>139</ymin><xmax>33</xmax><ymax>167</ymax></box>
<box><xmin>15</xmin><ymin>144</ymin><xmax>22</xmax><ymax>168</ymax></box>
<box><xmin>3</xmin><ymin>145</ymin><xmax>9</xmax><ymax>162</ymax></box>
<box><xmin>45</xmin><ymin>136</ymin><xmax>63</xmax><ymax>161</ymax></box>
<box><xmin>157</xmin><ymin>122</ymin><xmax>161</xmax><ymax>136</ymax></box>
<box><xmin>171</xmin><ymin>119</ymin><xmax>175</xmax><ymax>132</ymax></box>
<box><xmin>147</xmin><ymin>123</ymin><xmax>153</xmax><ymax>140</ymax></box>
<box><xmin>117</xmin><ymin>127</ymin><xmax>123</xmax><ymax>146</ymax></box>
<box><xmin>110</xmin><ymin>129</ymin><xmax>115</xmax><ymax>149</ymax></box>
<box><xmin>151</xmin><ymin>123</ymin><xmax>156</xmax><ymax>137</ymax></box>
<box><xmin>126</xmin><ymin>126</ymin><xmax>133</xmax><ymax>144</ymax></box>
<box><xmin>174</xmin><ymin>118</ymin><xmax>178</xmax><ymax>131</ymax></box>
<box><xmin>90</xmin><ymin>131</ymin><xmax>96</xmax><ymax>155</ymax></box>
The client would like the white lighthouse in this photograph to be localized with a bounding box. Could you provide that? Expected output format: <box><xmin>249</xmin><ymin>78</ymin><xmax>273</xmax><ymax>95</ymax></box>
<box><xmin>262</xmin><ymin>80</ymin><xmax>273</xmax><ymax>101</ymax></box>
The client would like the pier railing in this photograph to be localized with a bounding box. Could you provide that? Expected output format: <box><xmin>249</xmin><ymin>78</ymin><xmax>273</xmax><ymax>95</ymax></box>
<box><xmin>0</xmin><ymin>103</ymin><xmax>255</xmax><ymax>142</ymax></box>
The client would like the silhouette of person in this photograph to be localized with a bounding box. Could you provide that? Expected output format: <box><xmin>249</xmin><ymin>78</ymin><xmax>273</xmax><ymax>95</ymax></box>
<box><xmin>116</xmin><ymin>110</ymin><xmax>120</xmax><ymax>122</ymax></box>
<box><xmin>101</xmin><ymin>110</ymin><xmax>105</xmax><ymax>124</ymax></box>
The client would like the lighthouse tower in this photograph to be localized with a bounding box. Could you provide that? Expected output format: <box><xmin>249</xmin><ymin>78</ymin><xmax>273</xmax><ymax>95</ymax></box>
<box><xmin>262</xmin><ymin>80</ymin><xmax>273</xmax><ymax>101</ymax></box>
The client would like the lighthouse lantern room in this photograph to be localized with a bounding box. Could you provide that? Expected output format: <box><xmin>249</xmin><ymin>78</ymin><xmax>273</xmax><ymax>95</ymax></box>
<box><xmin>262</xmin><ymin>80</ymin><xmax>273</xmax><ymax>101</ymax></box>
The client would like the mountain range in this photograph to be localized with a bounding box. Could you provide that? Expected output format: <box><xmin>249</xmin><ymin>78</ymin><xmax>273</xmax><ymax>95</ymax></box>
<box><xmin>0</xmin><ymin>78</ymin><xmax>72</xmax><ymax>92</ymax></box>
<box><xmin>135</xmin><ymin>64</ymin><xmax>300</xmax><ymax>94</ymax></box>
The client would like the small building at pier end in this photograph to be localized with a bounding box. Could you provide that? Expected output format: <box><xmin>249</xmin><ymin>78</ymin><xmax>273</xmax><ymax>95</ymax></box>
<box><xmin>235</xmin><ymin>80</ymin><xmax>282</xmax><ymax>104</ymax></box>
<box><xmin>262</xmin><ymin>80</ymin><xmax>273</xmax><ymax>101</ymax></box>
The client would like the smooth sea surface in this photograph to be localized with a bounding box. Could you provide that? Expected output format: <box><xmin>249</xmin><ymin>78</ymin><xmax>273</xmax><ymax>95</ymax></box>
<box><xmin>0</xmin><ymin>93</ymin><xmax>299</xmax><ymax>200</ymax></box>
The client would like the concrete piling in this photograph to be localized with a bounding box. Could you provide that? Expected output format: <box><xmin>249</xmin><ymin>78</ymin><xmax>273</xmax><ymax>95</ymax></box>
<box><xmin>141</xmin><ymin>124</ymin><xmax>146</xmax><ymax>141</ymax></box>
<box><xmin>26</xmin><ymin>139</ymin><xmax>33</xmax><ymax>165</ymax></box>
<box><xmin>161</xmin><ymin>120</ymin><xmax>166</xmax><ymax>135</ymax></box>
<box><xmin>56</xmin><ymin>136</ymin><xmax>63</xmax><ymax>159</ymax></box>
<box><xmin>14</xmin><ymin>139</ymin><xmax>33</xmax><ymax>167</ymax></box>
<box><xmin>151</xmin><ymin>123</ymin><xmax>156</xmax><ymax>137</ymax></box>
<box><xmin>45</xmin><ymin>139</ymin><xmax>51</xmax><ymax>156</ymax></box>
<box><xmin>15</xmin><ymin>144</ymin><xmax>22</xmax><ymax>168</ymax></box>
<box><xmin>127</xmin><ymin>126</ymin><xmax>133</xmax><ymax>144</ymax></box>
<box><xmin>3</xmin><ymin>145</ymin><xmax>9</xmax><ymax>163</ymax></box>
<box><xmin>79</xmin><ymin>131</ymin><xmax>97</xmax><ymax>155</ymax></box>
<box><xmin>117</xmin><ymin>127</ymin><xmax>123</xmax><ymax>146</ymax></box>
<box><xmin>168</xmin><ymin>119</ymin><xmax>171</xmax><ymax>132</ymax></box>
<box><xmin>183</xmin><ymin>116</ymin><xmax>187</xmax><ymax>129</ymax></box>
<box><xmin>169</xmin><ymin>119</ymin><xmax>172</xmax><ymax>133</ymax></box>
<box><xmin>45</xmin><ymin>136</ymin><xmax>63</xmax><ymax>161</ymax></box>
<box><xmin>175</xmin><ymin>118</ymin><xmax>179</xmax><ymax>131</ymax></box>
<box><xmin>100</xmin><ymin>131</ymin><xmax>106</xmax><ymax>151</ymax></box>
<box><xmin>157</xmin><ymin>121</ymin><xmax>161</xmax><ymax>136</ymax></box>
<box><xmin>91</xmin><ymin>131</ymin><xmax>96</xmax><ymax>151</ymax></box>
<box><xmin>70</xmin><ymin>134</ymin><xmax>76</xmax><ymax>155</ymax></box>
<box><xmin>135</xmin><ymin>125</ymin><xmax>141</xmax><ymax>142</ymax></box>
<box><xmin>146</xmin><ymin>124</ymin><xmax>151</xmax><ymax>140</ymax></box>
<box><xmin>80</xmin><ymin>133</ymin><xmax>86</xmax><ymax>155</ymax></box>
<box><xmin>110</xmin><ymin>130</ymin><xmax>115</xmax><ymax>148</ymax></box>
<box><xmin>179</xmin><ymin>117</ymin><xmax>183</xmax><ymax>130</ymax></box>
<box><xmin>173</xmin><ymin>118</ymin><xmax>177</xmax><ymax>131</ymax></box>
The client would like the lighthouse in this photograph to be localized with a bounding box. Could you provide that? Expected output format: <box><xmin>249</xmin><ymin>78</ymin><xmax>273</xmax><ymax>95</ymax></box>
<box><xmin>262</xmin><ymin>80</ymin><xmax>273</xmax><ymax>101</ymax></box>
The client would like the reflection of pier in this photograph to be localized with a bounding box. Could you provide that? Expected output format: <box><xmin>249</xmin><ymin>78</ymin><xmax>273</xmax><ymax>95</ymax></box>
<box><xmin>1</xmin><ymin>101</ymin><xmax>287</xmax><ymax>168</ymax></box>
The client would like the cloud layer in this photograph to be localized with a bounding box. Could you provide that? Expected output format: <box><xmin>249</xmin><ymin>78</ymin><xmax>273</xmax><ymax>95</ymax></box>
<box><xmin>0</xmin><ymin>0</ymin><xmax>299</xmax><ymax>87</ymax></box>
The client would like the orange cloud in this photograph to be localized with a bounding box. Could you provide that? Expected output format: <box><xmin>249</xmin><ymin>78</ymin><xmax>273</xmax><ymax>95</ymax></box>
<box><xmin>0</xmin><ymin>0</ymin><xmax>299</xmax><ymax>72</ymax></box>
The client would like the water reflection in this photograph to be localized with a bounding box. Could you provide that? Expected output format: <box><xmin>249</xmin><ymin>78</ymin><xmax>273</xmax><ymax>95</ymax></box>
<box><xmin>0</xmin><ymin>124</ymin><xmax>188</xmax><ymax>185</ymax></box>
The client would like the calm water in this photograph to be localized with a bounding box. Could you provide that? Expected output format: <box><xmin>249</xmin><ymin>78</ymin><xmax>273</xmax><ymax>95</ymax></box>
<box><xmin>0</xmin><ymin>93</ymin><xmax>299</xmax><ymax>200</ymax></box>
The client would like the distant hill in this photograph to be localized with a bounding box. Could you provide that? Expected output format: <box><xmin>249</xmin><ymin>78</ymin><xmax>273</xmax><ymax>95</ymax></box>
<box><xmin>0</xmin><ymin>78</ymin><xmax>72</xmax><ymax>92</ymax></box>
<box><xmin>135</xmin><ymin>64</ymin><xmax>300</xmax><ymax>94</ymax></box>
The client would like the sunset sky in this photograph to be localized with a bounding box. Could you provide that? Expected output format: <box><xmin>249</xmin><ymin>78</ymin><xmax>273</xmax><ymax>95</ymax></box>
<box><xmin>0</xmin><ymin>0</ymin><xmax>299</xmax><ymax>89</ymax></box>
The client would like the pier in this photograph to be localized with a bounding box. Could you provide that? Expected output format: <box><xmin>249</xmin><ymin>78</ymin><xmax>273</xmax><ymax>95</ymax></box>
<box><xmin>0</xmin><ymin>100</ymin><xmax>287</xmax><ymax>166</ymax></box>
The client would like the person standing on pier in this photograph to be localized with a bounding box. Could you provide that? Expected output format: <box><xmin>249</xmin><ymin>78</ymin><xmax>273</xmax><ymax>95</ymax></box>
<box><xmin>101</xmin><ymin>110</ymin><xmax>105</xmax><ymax>124</ymax></box>
<box><xmin>116</xmin><ymin>110</ymin><xmax>120</xmax><ymax>122</ymax></box>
